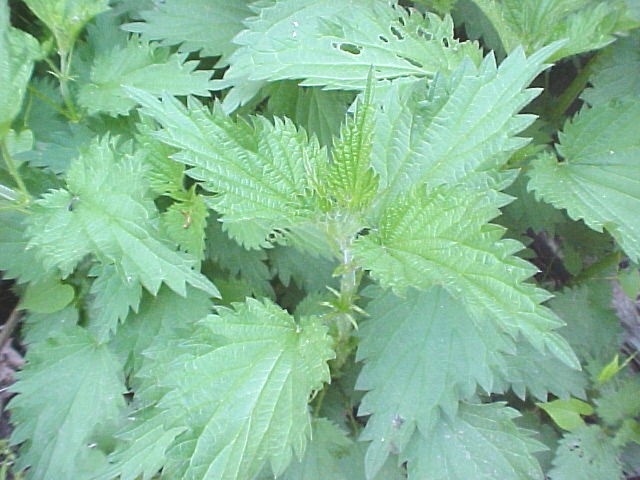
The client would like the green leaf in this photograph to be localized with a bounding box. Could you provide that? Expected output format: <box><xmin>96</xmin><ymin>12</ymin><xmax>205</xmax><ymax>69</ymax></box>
<box><xmin>120</xmin><ymin>298</ymin><xmax>334</xmax><ymax>479</ymax></box>
<box><xmin>219</xmin><ymin>0</ymin><xmax>482</xmax><ymax>111</ymax></box>
<box><xmin>265</xmin><ymin>82</ymin><xmax>355</xmax><ymax>148</ymax></box>
<box><xmin>269</xmin><ymin>244</ymin><xmax>337</xmax><ymax>294</ymax></box>
<box><xmin>355</xmin><ymin>287</ymin><xmax>509</xmax><ymax>477</ymax></box>
<box><xmin>122</xmin><ymin>0</ymin><xmax>252</xmax><ymax>61</ymax></box>
<box><xmin>160</xmin><ymin>187</ymin><xmax>208</xmax><ymax>262</ymax></box>
<box><xmin>618</xmin><ymin>267</ymin><xmax>640</xmax><ymax>300</ymax></box>
<box><xmin>134</xmin><ymin>131</ymin><xmax>184</xmax><ymax>197</ymax></box>
<box><xmin>86</xmin><ymin>264</ymin><xmax>142</xmax><ymax>343</ymax></box>
<box><xmin>26</xmin><ymin>138</ymin><xmax>219</xmax><ymax>298</ymax></box>
<box><xmin>19</xmin><ymin>276</ymin><xmax>74</xmax><ymax>314</ymax></box>
<box><xmin>581</xmin><ymin>31</ymin><xmax>640</xmax><ymax>106</ymax></box>
<box><xmin>537</xmin><ymin>398</ymin><xmax>594</xmax><ymax>432</ymax></box>
<box><xmin>130</xmin><ymin>89</ymin><xmax>324</xmax><ymax>249</ymax></box>
<box><xmin>353</xmin><ymin>183</ymin><xmax>579</xmax><ymax>368</ymax></box>
<box><xmin>0</xmin><ymin>211</ymin><xmax>49</xmax><ymax>283</ymax></box>
<box><xmin>528</xmin><ymin>100</ymin><xmax>640</xmax><ymax>262</ymax></box>
<box><xmin>0</xmin><ymin>0</ymin><xmax>40</xmax><ymax>137</ymax></box>
<box><xmin>24</xmin><ymin>0</ymin><xmax>109</xmax><ymax>52</ymax></box>
<box><xmin>9</xmin><ymin>326</ymin><xmax>126</xmax><ymax>480</ymax></box>
<box><xmin>548</xmin><ymin>425</ymin><xmax>624</xmax><ymax>480</ymax></box>
<box><xmin>464</xmin><ymin>0</ymin><xmax>625</xmax><ymax>62</ymax></box>
<box><xmin>548</xmin><ymin>282</ymin><xmax>623</xmax><ymax>362</ymax></box>
<box><xmin>371</xmin><ymin>42</ymin><xmax>558</xmax><ymax>206</ymax></box>
<box><xmin>404</xmin><ymin>403</ymin><xmax>546</xmax><ymax>480</ymax></box>
<box><xmin>595</xmin><ymin>376</ymin><xmax>640</xmax><ymax>428</ymax></box>
<box><xmin>77</xmin><ymin>35</ymin><xmax>214</xmax><ymax>116</ymax></box>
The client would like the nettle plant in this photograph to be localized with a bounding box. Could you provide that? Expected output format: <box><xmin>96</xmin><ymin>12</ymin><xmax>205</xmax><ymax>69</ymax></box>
<box><xmin>1</xmin><ymin>0</ymin><xmax>640</xmax><ymax>479</ymax></box>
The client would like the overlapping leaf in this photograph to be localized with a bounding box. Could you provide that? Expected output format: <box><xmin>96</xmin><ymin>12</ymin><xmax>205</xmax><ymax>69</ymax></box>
<box><xmin>218</xmin><ymin>0</ymin><xmax>482</xmax><ymax>111</ymax></box>
<box><xmin>26</xmin><ymin>139</ymin><xmax>218</xmax><ymax>298</ymax></box>
<box><xmin>354</xmin><ymin>183</ymin><xmax>578</xmax><ymax>367</ymax></box>
<box><xmin>371</xmin><ymin>42</ymin><xmax>558</xmax><ymax>207</ymax></box>
<box><xmin>462</xmin><ymin>0</ymin><xmax>626</xmax><ymax>62</ymax></box>
<box><xmin>104</xmin><ymin>298</ymin><xmax>334</xmax><ymax>480</ymax></box>
<box><xmin>9</xmin><ymin>327</ymin><xmax>126</xmax><ymax>480</ymax></box>
<box><xmin>528</xmin><ymin>100</ymin><xmax>640</xmax><ymax>262</ymax></box>
<box><xmin>355</xmin><ymin>287</ymin><xmax>510</xmax><ymax>477</ymax></box>
<box><xmin>130</xmin><ymin>88</ymin><xmax>324</xmax><ymax>249</ymax></box>
<box><xmin>123</xmin><ymin>0</ymin><xmax>252</xmax><ymax>61</ymax></box>
<box><xmin>404</xmin><ymin>403</ymin><xmax>546</xmax><ymax>480</ymax></box>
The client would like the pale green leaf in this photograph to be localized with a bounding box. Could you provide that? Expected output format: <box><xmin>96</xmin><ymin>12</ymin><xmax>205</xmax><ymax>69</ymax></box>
<box><xmin>122</xmin><ymin>0</ymin><xmax>252</xmax><ymax>61</ymax></box>
<box><xmin>77</xmin><ymin>36</ymin><xmax>213</xmax><ymax>116</ymax></box>
<box><xmin>128</xmin><ymin>298</ymin><xmax>334</xmax><ymax>479</ymax></box>
<box><xmin>266</xmin><ymin>82</ymin><xmax>355</xmax><ymax>147</ymax></box>
<box><xmin>537</xmin><ymin>399</ymin><xmax>594</xmax><ymax>432</ymax></box>
<box><xmin>464</xmin><ymin>0</ymin><xmax>624</xmax><ymax>62</ymax></box>
<box><xmin>548</xmin><ymin>425</ymin><xmax>624</xmax><ymax>480</ymax></box>
<box><xmin>353</xmin><ymin>183</ymin><xmax>579</xmax><ymax>367</ymax></box>
<box><xmin>405</xmin><ymin>403</ymin><xmax>546</xmax><ymax>480</ymax></box>
<box><xmin>355</xmin><ymin>287</ymin><xmax>510</xmax><ymax>477</ymax></box>
<box><xmin>24</xmin><ymin>0</ymin><xmax>109</xmax><ymax>52</ymax></box>
<box><xmin>528</xmin><ymin>100</ymin><xmax>640</xmax><ymax>262</ymax></box>
<box><xmin>581</xmin><ymin>32</ymin><xmax>640</xmax><ymax>106</ymax></box>
<box><xmin>160</xmin><ymin>188</ymin><xmax>208</xmax><ymax>262</ymax></box>
<box><xmin>219</xmin><ymin>0</ymin><xmax>482</xmax><ymax>111</ymax></box>
<box><xmin>19</xmin><ymin>276</ymin><xmax>74</xmax><ymax>314</ymax></box>
<box><xmin>371</xmin><ymin>42</ymin><xmax>558</xmax><ymax>206</ymax></box>
<box><xmin>26</xmin><ymin>139</ymin><xmax>218</xmax><ymax>298</ymax></box>
<box><xmin>9</xmin><ymin>326</ymin><xmax>126</xmax><ymax>480</ymax></box>
<box><xmin>130</xmin><ymin>88</ymin><xmax>324</xmax><ymax>249</ymax></box>
<box><xmin>86</xmin><ymin>264</ymin><xmax>142</xmax><ymax>343</ymax></box>
<box><xmin>0</xmin><ymin>0</ymin><xmax>40</xmax><ymax>137</ymax></box>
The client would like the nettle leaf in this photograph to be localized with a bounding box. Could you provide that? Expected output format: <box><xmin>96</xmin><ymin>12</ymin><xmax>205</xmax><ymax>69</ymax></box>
<box><xmin>528</xmin><ymin>100</ymin><xmax>640</xmax><ymax>262</ymax></box>
<box><xmin>160</xmin><ymin>187</ymin><xmax>209</xmax><ymax>262</ymax></box>
<box><xmin>354</xmin><ymin>183</ymin><xmax>579</xmax><ymax>368</ymax></box>
<box><xmin>77</xmin><ymin>36</ymin><xmax>213</xmax><ymax>116</ymax></box>
<box><xmin>0</xmin><ymin>211</ymin><xmax>49</xmax><ymax>283</ymax></box>
<box><xmin>130</xmin><ymin>88</ymin><xmax>323</xmax><ymax>249</ymax></box>
<box><xmin>24</xmin><ymin>0</ymin><xmax>109</xmax><ymax>52</ymax></box>
<box><xmin>19</xmin><ymin>276</ymin><xmax>74</xmax><ymax>314</ymax></box>
<box><xmin>405</xmin><ymin>403</ymin><xmax>546</xmax><ymax>480</ymax></box>
<box><xmin>464</xmin><ymin>0</ymin><xmax>624</xmax><ymax>62</ymax></box>
<box><xmin>595</xmin><ymin>376</ymin><xmax>640</xmax><ymax>428</ymax></box>
<box><xmin>269</xmin><ymin>244</ymin><xmax>337</xmax><ymax>294</ymax></box>
<box><xmin>9</xmin><ymin>326</ymin><xmax>126</xmax><ymax>480</ymax></box>
<box><xmin>86</xmin><ymin>264</ymin><xmax>142</xmax><ymax>343</ymax></box>
<box><xmin>123</xmin><ymin>0</ymin><xmax>252</xmax><ymax>61</ymax></box>
<box><xmin>371</xmin><ymin>42</ymin><xmax>558</xmax><ymax>206</ymax></box>
<box><xmin>355</xmin><ymin>286</ymin><xmax>509</xmax><ymax>477</ymax></box>
<box><xmin>0</xmin><ymin>0</ymin><xmax>40</xmax><ymax>136</ymax></box>
<box><xmin>134</xmin><ymin>132</ymin><xmax>184</xmax><ymax>197</ymax></box>
<box><xmin>581</xmin><ymin>31</ymin><xmax>640</xmax><ymax>106</ymax></box>
<box><xmin>548</xmin><ymin>425</ymin><xmax>624</xmax><ymax>480</ymax></box>
<box><xmin>26</xmin><ymin>139</ymin><xmax>218</xmax><ymax>298</ymax></box>
<box><xmin>265</xmin><ymin>81</ymin><xmax>355</xmax><ymax>148</ymax></box>
<box><xmin>219</xmin><ymin>0</ymin><xmax>482</xmax><ymax>111</ymax></box>
<box><xmin>119</xmin><ymin>298</ymin><xmax>334</xmax><ymax>479</ymax></box>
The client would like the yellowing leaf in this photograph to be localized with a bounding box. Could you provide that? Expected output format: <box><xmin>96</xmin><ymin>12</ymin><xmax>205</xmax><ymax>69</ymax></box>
<box><xmin>537</xmin><ymin>398</ymin><xmax>594</xmax><ymax>431</ymax></box>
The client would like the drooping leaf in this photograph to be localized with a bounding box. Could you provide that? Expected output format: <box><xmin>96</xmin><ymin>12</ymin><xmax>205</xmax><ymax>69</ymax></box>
<box><xmin>528</xmin><ymin>100</ymin><xmax>640</xmax><ymax>262</ymax></box>
<box><xmin>130</xmin><ymin>88</ymin><xmax>324</xmax><ymax>249</ymax></box>
<box><xmin>123</xmin><ymin>0</ymin><xmax>252</xmax><ymax>61</ymax></box>
<box><xmin>581</xmin><ymin>31</ymin><xmax>640</xmax><ymax>106</ymax></box>
<box><xmin>537</xmin><ymin>398</ymin><xmax>595</xmax><ymax>432</ymax></box>
<box><xmin>355</xmin><ymin>286</ymin><xmax>510</xmax><ymax>477</ymax></box>
<box><xmin>353</xmin><ymin>183</ymin><xmax>579</xmax><ymax>368</ymax></box>
<box><xmin>9</xmin><ymin>326</ymin><xmax>126</xmax><ymax>480</ymax></box>
<box><xmin>371</xmin><ymin>42</ymin><xmax>559</xmax><ymax>207</ymax></box>
<box><xmin>0</xmin><ymin>0</ymin><xmax>40</xmax><ymax>137</ymax></box>
<box><xmin>86</xmin><ymin>264</ymin><xmax>142</xmax><ymax>343</ymax></box>
<box><xmin>218</xmin><ymin>0</ymin><xmax>482</xmax><ymax>111</ymax></box>
<box><xmin>462</xmin><ymin>0</ymin><xmax>626</xmax><ymax>62</ymax></box>
<box><xmin>265</xmin><ymin>81</ymin><xmax>355</xmax><ymax>148</ymax></box>
<box><xmin>26</xmin><ymin>139</ymin><xmax>218</xmax><ymax>298</ymax></box>
<box><xmin>548</xmin><ymin>425</ymin><xmax>624</xmax><ymax>480</ymax></box>
<box><xmin>404</xmin><ymin>403</ymin><xmax>546</xmax><ymax>480</ymax></box>
<box><xmin>110</xmin><ymin>298</ymin><xmax>334</xmax><ymax>480</ymax></box>
<box><xmin>77</xmin><ymin>35</ymin><xmax>213</xmax><ymax>116</ymax></box>
<box><xmin>24</xmin><ymin>0</ymin><xmax>109</xmax><ymax>52</ymax></box>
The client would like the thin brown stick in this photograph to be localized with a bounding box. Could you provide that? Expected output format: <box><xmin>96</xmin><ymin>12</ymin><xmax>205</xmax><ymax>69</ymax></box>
<box><xmin>0</xmin><ymin>307</ymin><xmax>21</xmax><ymax>353</ymax></box>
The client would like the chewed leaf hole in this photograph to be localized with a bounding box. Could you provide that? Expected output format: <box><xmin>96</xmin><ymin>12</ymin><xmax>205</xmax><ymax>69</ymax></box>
<box><xmin>397</xmin><ymin>55</ymin><xmax>423</xmax><ymax>69</ymax></box>
<box><xmin>334</xmin><ymin>42</ymin><xmax>362</xmax><ymax>55</ymax></box>
<box><xmin>378</xmin><ymin>34</ymin><xmax>389</xmax><ymax>43</ymax></box>
<box><xmin>390</xmin><ymin>26</ymin><xmax>403</xmax><ymax>40</ymax></box>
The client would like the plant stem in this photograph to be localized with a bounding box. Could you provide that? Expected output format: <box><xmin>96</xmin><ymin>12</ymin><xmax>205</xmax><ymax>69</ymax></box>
<box><xmin>570</xmin><ymin>251</ymin><xmax>622</xmax><ymax>286</ymax></box>
<box><xmin>0</xmin><ymin>307</ymin><xmax>22</xmax><ymax>353</ymax></box>
<box><xmin>1</xmin><ymin>140</ymin><xmax>30</xmax><ymax>203</ymax></box>
<box><xmin>56</xmin><ymin>47</ymin><xmax>79</xmax><ymax>121</ymax></box>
